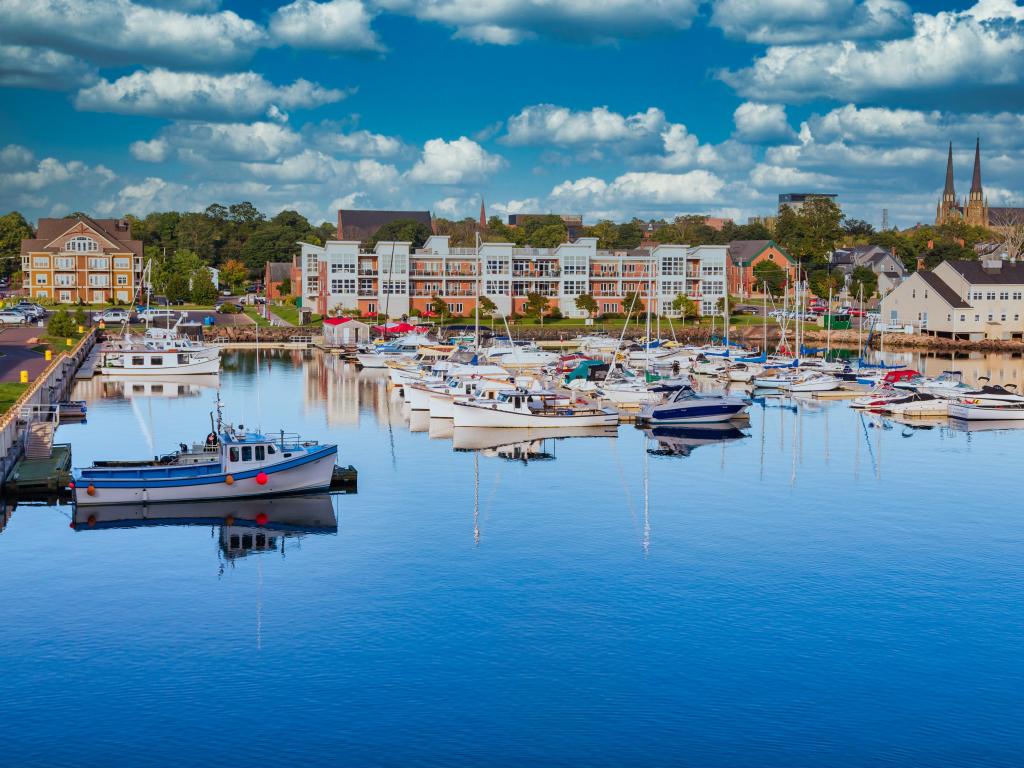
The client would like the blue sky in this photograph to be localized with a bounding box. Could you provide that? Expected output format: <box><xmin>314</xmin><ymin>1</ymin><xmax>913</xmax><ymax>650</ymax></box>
<box><xmin>1</xmin><ymin>0</ymin><xmax>1022</xmax><ymax>229</ymax></box>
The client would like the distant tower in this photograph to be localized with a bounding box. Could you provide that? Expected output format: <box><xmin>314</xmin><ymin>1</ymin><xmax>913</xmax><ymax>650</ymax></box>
<box><xmin>964</xmin><ymin>137</ymin><xmax>989</xmax><ymax>227</ymax></box>
<box><xmin>479</xmin><ymin>197</ymin><xmax>487</xmax><ymax>229</ymax></box>
<box><xmin>936</xmin><ymin>142</ymin><xmax>960</xmax><ymax>225</ymax></box>
<box><xmin>881</xmin><ymin>208</ymin><xmax>889</xmax><ymax>231</ymax></box>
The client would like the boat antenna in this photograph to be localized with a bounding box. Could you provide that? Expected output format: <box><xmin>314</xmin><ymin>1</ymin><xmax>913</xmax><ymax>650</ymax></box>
<box><xmin>215</xmin><ymin>393</ymin><xmax>224</xmax><ymax>434</ymax></box>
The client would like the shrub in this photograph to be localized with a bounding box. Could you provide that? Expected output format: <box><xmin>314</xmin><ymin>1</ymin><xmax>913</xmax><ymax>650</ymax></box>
<box><xmin>47</xmin><ymin>308</ymin><xmax>76</xmax><ymax>337</ymax></box>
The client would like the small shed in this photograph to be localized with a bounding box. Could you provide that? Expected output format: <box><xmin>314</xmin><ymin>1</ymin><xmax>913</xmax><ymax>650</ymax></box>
<box><xmin>323</xmin><ymin>317</ymin><xmax>370</xmax><ymax>346</ymax></box>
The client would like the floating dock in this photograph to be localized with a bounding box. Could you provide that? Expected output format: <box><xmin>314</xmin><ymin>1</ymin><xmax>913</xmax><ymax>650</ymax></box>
<box><xmin>6</xmin><ymin>444</ymin><xmax>72</xmax><ymax>494</ymax></box>
<box><xmin>74</xmin><ymin>342</ymin><xmax>105</xmax><ymax>380</ymax></box>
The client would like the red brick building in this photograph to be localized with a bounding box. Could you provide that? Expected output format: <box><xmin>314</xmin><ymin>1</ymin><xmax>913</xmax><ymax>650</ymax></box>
<box><xmin>263</xmin><ymin>262</ymin><xmax>293</xmax><ymax>300</ymax></box>
<box><xmin>727</xmin><ymin>240</ymin><xmax>797</xmax><ymax>296</ymax></box>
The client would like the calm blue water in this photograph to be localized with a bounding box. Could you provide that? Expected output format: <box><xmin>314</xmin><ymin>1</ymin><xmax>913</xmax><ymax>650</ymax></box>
<box><xmin>1</xmin><ymin>350</ymin><xmax>1022</xmax><ymax>767</ymax></box>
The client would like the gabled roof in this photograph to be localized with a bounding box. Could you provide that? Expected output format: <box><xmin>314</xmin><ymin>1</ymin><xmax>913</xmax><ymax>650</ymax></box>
<box><xmin>944</xmin><ymin>259</ymin><xmax>1024</xmax><ymax>285</ymax></box>
<box><xmin>23</xmin><ymin>216</ymin><xmax>142</xmax><ymax>257</ymax></box>
<box><xmin>917</xmin><ymin>270</ymin><xmax>971</xmax><ymax>308</ymax></box>
<box><xmin>727</xmin><ymin>239</ymin><xmax>794</xmax><ymax>267</ymax></box>
<box><xmin>265</xmin><ymin>262</ymin><xmax>292</xmax><ymax>281</ymax></box>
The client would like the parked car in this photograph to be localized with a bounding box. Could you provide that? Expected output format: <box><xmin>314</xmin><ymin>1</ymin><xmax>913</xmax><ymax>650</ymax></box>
<box><xmin>848</xmin><ymin>308</ymin><xmax>866</xmax><ymax>317</ymax></box>
<box><xmin>92</xmin><ymin>308</ymin><xmax>133</xmax><ymax>324</ymax></box>
<box><xmin>13</xmin><ymin>302</ymin><xmax>45</xmax><ymax>319</ymax></box>
<box><xmin>0</xmin><ymin>310</ymin><xmax>27</xmax><ymax>324</ymax></box>
<box><xmin>138</xmin><ymin>308</ymin><xmax>182</xmax><ymax>323</ymax></box>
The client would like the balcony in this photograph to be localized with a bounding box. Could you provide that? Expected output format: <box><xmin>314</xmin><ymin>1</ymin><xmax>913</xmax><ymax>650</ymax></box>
<box><xmin>445</xmin><ymin>289</ymin><xmax>476</xmax><ymax>297</ymax></box>
<box><xmin>357</xmin><ymin>289</ymin><xmax>377</xmax><ymax>297</ymax></box>
<box><xmin>409</xmin><ymin>269</ymin><xmax>444</xmax><ymax>277</ymax></box>
<box><xmin>512</xmin><ymin>270</ymin><xmax>561</xmax><ymax>278</ymax></box>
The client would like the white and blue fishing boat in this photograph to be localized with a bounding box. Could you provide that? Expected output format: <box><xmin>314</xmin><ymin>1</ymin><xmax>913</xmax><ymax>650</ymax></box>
<box><xmin>74</xmin><ymin>403</ymin><xmax>338</xmax><ymax>506</ymax></box>
<box><xmin>637</xmin><ymin>386</ymin><xmax>750</xmax><ymax>425</ymax></box>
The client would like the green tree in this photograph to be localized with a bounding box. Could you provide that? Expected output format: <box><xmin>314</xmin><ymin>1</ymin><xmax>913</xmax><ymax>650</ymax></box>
<box><xmin>528</xmin><ymin>223</ymin><xmax>567</xmax><ymax>249</ymax></box>
<box><xmin>615</xmin><ymin>221</ymin><xmax>644</xmax><ymax>249</ymax></box>
<box><xmin>278</xmin><ymin>277</ymin><xmax>291</xmax><ymax>296</ymax></box>
<box><xmin>228</xmin><ymin>201</ymin><xmax>265</xmax><ymax>224</ymax></box>
<box><xmin>220</xmin><ymin>258</ymin><xmax>248</xmax><ymax>292</ymax></box>
<box><xmin>191</xmin><ymin>268</ymin><xmax>218</xmax><ymax>305</ymax></box>
<box><xmin>574</xmin><ymin>293</ymin><xmax>599</xmax><ymax>317</ymax></box>
<box><xmin>47</xmin><ymin>308</ymin><xmax>75</xmax><ymax>338</ymax></box>
<box><xmin>524</xmin><ymin>292</ymin><xmax>550</xmax><ymax>323</ymax></box>
<box><xmin>586</xmin><ymin>220</ymin><xmax>620</xmax><ymax>249</ymax></box>
<box><xmin>240</xmin><ymin>210</ymin><xmax>314</xmax><ymax>269</ymax></box>
<box><xmin>849</xmin><ymin>266</ymin><xmax>878</xmax><ymax>299</ymax></box>
<box><xmin>671</xmin><ymin>294</ymin><xmax>697</xmax><ymax>321</ymax></box>
<box><xmin>752</xmin><ymin>259</ymin><xmax>787</xmax><ymax>294</ymax></box>
<box><xmin>842</xmin><ymin>218</ymin><xmax>875</xmax><ymax>237</ymax></box>
<box><xmin>429</xmin><ymin>295</ymin><xmax>449</xmax><ymax>324</ymax></box>
<box><xmin>368</xmin><ymin>219</ymin><xmax>433</xmax><ymax>249</ymax></box>
<box><xmin>0</xmin><ymin>211</ymin><xmax>33</xmax><ymax>277</ymax></box>
<box><xmin>478</xmin><ymin>295</ymin><xmax>497</xmax><ymax>316</ymax></box>
<box><xmin>165</xmin><ymin>273</ymin><xmax>190</xmax><ymax>304</ymax></box>
<box><xmin>621</xmin><ymin>290</ymin><xmax>642</xmax><ymax>317</ymax></box>
<box><xmin>808</xmin><ymin>269</ymin><xmax>843</xmax><ymax>299</ymax></box>
<box><xmin>73</xmin><ymin>305</ymin><xmax>87</xmax><ymax>329</ymax></box>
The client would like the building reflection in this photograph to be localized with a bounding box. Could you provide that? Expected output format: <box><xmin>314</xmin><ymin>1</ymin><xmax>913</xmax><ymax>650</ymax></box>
<box><xmin>303</xmin><ymin>351</ymin><xmax>394</xmax><ymax>427</ymax></box>
<box><xmin>72</xmin><ymin>493</ymin><xmax>338</xmax><ymax>562</ymax></box>
<box><xmin>75</xmin><ymin>374</ymin><xmax>220</xmax><ymax>402</ymax></box>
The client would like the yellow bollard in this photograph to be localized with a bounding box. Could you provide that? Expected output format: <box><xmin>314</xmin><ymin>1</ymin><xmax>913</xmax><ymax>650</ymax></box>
<box><xmin>44</xmin><ymin>350</ymin><xmax>52</xmax><ymax>361</ymax></box>
<box><xmin>66</xmin><ymin>337</ymin><xmax>72</xmax><ymax>347</ymax></box>
<box><xmin>19</xmin><ymin>370</ymin><xmax>28</xmax><ymax>384</ymax></box>
<box><xmin>77</xmin><ymin>325</ymin><xmax>84</xmax><ymax>333</ymax></box>
<box><xmin>99</xmin><ymin>320</ymin><xmax>105</xmax><ymax>330</ymax></box>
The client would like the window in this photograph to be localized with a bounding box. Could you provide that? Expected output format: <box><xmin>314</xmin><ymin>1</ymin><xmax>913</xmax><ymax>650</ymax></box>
<box><xmin>306</xmin><ymin>254</ymin><xmax>318</xmax><ymax>270</ymax></box>
<box><xmin>116</xmin><ymin>275</ymin><xmax>128</xmax><ymax>285</ymax></box>
<box><xmin>59</xmin><ymin>290</ymin><xmax>71</xmax><ymax>303</ymax></box>
<box><xmin>330</xmin><ymin>278</ymin><xmax>356</xmax><ymax>294</ymax></box>
<box><xmin>132</xmin><ymin>356</ymin><xmax>144</xmax><ymax>366</ymax></box>
<box><xmin>987</xmin><ymin>291</ymin><xmax>996</xmax><ymax>300</ymax></box>
<box><xmin>485</xmin><ymin>280</ymin><xmax>510</xmax><ymax>294</ymax></box>
<box><xmin>975</xmin><ymin>314</ymin><xmax>980</xmax><ymax>322</ymax></box>
<box><xmin>150</xmin><ymin>355</ymin><xmax>163</xmax><ymax>365</ymax></box>
<box><xmin>88</xmin><ymin>274</ymin><xmax>109</xmax><ymax>287</ymax></box>
<box><xmin>35</xmin><ymin>274</ymin><xmax>47</xmax><ymax>284</ymax></box>
<box><xmin>242</xmin><ymin>446</ymin><xmax>253</xmax><ymax>462</ymax></box>
<box><xmin>331</xmin><ymin>262</ymin><xmax>356</xmax><ymax>274</ymax></box>
<box><xmin>32</xmin><ymin>256</ymin><xmax>50</xmax><ymax>268</ymax></box>
<box><xmin>178</xmin><ymin>354</ymin><xmax>188</xmax><ymax>364</ymax></box>
<box><xmin>255</xmin><ymin>446</ymin><xmax>265</xmax><ymax>461</ymax></box>
<box><xmin>55</xmin><ymin>257</ymin><xmax>74</xmax><ymax>270</ymax></box>
<box><xmin>382</xmin><ymin>280</ymin><xmax>406</xmax><ymax>295</ymax></box>
<box><xmin>268</xmin><ymin>445</ymin><xmax>276</xmax><ymax>454</ymax></box>
<box><xmin>1015</xmin><ymin>314</ymin><xmax>1020</xmax><ymax>322</ymax></box>
<box><xmin>230</xmin><ymin>447</ymin><xmax>240</xmax><ymax>462</ymax></box>
<box><xmin>116</xmin><ymin>291</ymin><xmax>129</xmax><ymax>302</ymax></box>
<box><xmin>448</xmin><ymin>302</ymin><xmax>463</xmax><ymax>314</ymax></box>
<box><xmin>660</xmin><ymin>256</ymin><xmax>686</xmax><ymax>275</ymax></box>
<box><xmin>87</xmin><ymin>257</ymin><xmax>109</xmax><ymax>270</ymax></box>
<box><xmin>1000</xmin><ymin>291</ymin><xmax>1009</xmax><ymax>300</ymax></box>
<box><xmin>972</xmin><ymin>291</ymin><xmax>983</xmax><ymax>300</ymax></box>
<box><xmin>1014</xmin><ymin>292</ymin><xmax>1022</xmax><ymax>300</ymax></box>
<box><xmin>486</xmin><ymin>258</ymin><xmax>508</xmax><ymax>274</ymax></box>
<box><xmin>366</xmin><ymin>303</ymin><xmax>376</xmax><ymax>314</ymax></box>
<box><xmin>911</xmin><ymin>289</ymin><xmax>916</xmax><ymax>299</ymax></box>
<box><xmin>701</xmin><ymin>264</ymin><xmax>724</xmax><ymax>276</ymax></box>
<box><xmin>960</xmin><ymin>314</ymin><xmax>966</xmax><ymax>322</ymax></box>
<box><xmin>988</xmin><ymin>313</ymin><xmax>994</xmax><ymax>321</ymax></box>
<box><xmin>924</xmin><ymin>291</ymin><xmax>929</xmax><ymax>299</ymax></box>
<box><xmin>66</xmin><ymin>236</ymin><xmax>98</xmax><ymax>252</ymax></box>
<box><xmin>34</xmin><ymin>290</ymin><xmax>47</xmax><ymax>298</ymax></box>
<box><xmin>55</xmin><ymin>274</ymin><xmax>74</xmax><ymax>286</ymax></box>
<box><xmin>113</xmin><ymin>257</ymin><xmax>130</xmax><ymax>270</ymax></box>
<box><xmin>602</xmin><ymin>303</ymin><xmax>616</xmax><ymax>313</ymax></box>
<box><xmin>1001</xmin><ymin>314</ymin><xmax>1007</xmax><ymax>321</ymax></box>
<box><xmin>306</xmin><ymin>276</ymin><xmax>319</xmax><ymax>293</ymax></box>
<box><xmin>702</xmin><ymin>279</ymin><xmax>724</xmax><ymax>296</ymax></box>
<box><xmin>661</xmin><ymin>280</ymin><xmax>686</xmax><ymax>297</ymax></box>
<box><xmin>562</xmin><ymin>280</ymin><xmax>586</xmax><ymax>296</ymax></box>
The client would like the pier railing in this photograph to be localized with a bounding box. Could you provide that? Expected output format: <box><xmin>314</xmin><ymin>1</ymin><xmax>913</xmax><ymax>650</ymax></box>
<box><xmin>0</xmin><ymin>329</ymin><xmax>97</xmax><ymax>483</ymax></box>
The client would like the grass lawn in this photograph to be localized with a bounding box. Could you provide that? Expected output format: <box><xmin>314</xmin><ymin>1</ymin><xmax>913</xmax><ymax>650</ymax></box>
<box><xmin>243</xmin><ymin>307</ymin><xmax>271</xmax><ymax>327</ymax></box>
<box><xmin>0</xmin><ymin>382</ymin><xmax>28</xmax><ymax>414</ymax></box>
<box><xmin>270</xmin><ymin>304</ymin><xmax>322</xmax><ymax>327</ymax></box>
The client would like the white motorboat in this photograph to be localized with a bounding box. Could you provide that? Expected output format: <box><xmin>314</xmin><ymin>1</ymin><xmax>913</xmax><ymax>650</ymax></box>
<box><xmin>783</xmin><ymin>372</ymin><xmax>842</xmax><ymax>393</ymax></box>
<box><xmin>882</xmin><ymin>393</ymin><xmax>951</xmax><ymax>417</ymax></box>
<box><xmin>850</xmin><ymin>386</ymin><xmax>905</xmax><ymax>410</ymax></box>
<box><xmin>723</xmin><ymin>362</ymin><xmax>762</xmax><ymax>383</ymax></box>
<box><xmin>643</xmin><ymin>423</ymin><xmax>749</xmax><ymax>456</ymax></box>
<box><xmin>452</xmin><ymin>390</ymin><xmax>619</xmax><ymax>428</ymax></box>
<box><xmin>481</xmin><ymin>342</ymin><xmax>558</xmax><ymax>369</ymax></box>
<box><xmin>953</xmin><ymin>383</ymin><xmax>1024</xmax><ymax>407</ymax></box>
<box><xmin>356</xmin><ymin>333</ymin><xmax>436</xmax><ymax>368</ymax></box>
<box><xmin>74</xmin><ymin>407</ymin><xmax>338</xmax><ymax>506</ymax></box>
<box><xmin>97</xmin><ymin>346</ymin><xmax>220</xmax><ymax>376</ymax></box>
<box><xmin>948</xmin><ymin>402</ymin><xmax>1024</xmax><ymax>421</ymax></box>
<box><xmin>596</xmin><ymin>379</ymin><xmax>663</xmax><ymax>406</ymax></box>
<box><xmin>637</xmin><ymin>386</ymin><xmax>750</xmax><ymax>425</ymax></box>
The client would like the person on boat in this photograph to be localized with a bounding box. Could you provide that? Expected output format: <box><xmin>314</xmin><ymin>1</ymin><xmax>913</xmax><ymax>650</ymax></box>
<box><xmin>205</xmin><ymin>431</ymin><xmax>219</xmax><ymax>448</ymax></box>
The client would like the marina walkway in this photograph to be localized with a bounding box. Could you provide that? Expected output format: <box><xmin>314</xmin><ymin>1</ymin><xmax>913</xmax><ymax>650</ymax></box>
<box><xmin>0</xmin><ymin>327</ymin><xmax>49</xmax><ymax>383</ymax></box>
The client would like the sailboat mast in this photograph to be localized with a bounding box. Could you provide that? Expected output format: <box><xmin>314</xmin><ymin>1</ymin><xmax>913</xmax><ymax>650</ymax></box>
<box><xmin>474</xmin><ymin>231</ymin><xmax>480</xmax><ymax>350</ymax></box>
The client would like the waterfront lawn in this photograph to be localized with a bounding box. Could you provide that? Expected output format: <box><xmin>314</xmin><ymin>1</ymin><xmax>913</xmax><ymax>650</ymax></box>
<box><xmin>243</xmin><ymin>307</ymin><xmax>271</xmax><ymax>327</ymax></box>
<box><xmin>0</xmin><ymin>382</ymin><xmax>28</xmax><ymax>414</ymax></box>
<box><xmin>270</xmin><ymin>303</ymin><xmax>323</xmax><ymax>327</ymax></box>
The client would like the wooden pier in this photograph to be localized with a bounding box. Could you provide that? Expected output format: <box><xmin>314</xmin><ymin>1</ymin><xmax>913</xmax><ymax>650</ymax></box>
<box><xmin>6</xmin><ymin>444</ymin><xmax>72</xmax><ymax>494</ymax></box>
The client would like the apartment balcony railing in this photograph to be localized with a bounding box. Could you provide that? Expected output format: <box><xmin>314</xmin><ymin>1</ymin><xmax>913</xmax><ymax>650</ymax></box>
<box><xmin>358</xmin><ymin>269</ymin><xmax>378</xmax><ymax>275</ymax></box>
<box><xmin>445</xmin><ymin>289</ymin><xmax>477</xmax><ymax>297</ymax></box>
<box><xmin>409</xmin><ymin>269</ymin><xmax>444</xmax><ymax>277</ymax></box>
<box><xmin>357</xmin><ymin>289</ymin><xmax>377</xmax><ymax>297</ymax></box>
<box><xmin>445</xmin><ymin>269</ymin><xmax>479</xmax><ymax>277</ymax></box>
<box><xmin>512</xmin><ymin>270</ymin><xmax>561</xmax><ymax>278</ymax></box>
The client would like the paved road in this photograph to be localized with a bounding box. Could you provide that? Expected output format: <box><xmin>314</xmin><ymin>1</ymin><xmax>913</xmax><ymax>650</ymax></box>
<box><xmin>0</xmin><ymin>326</ymin><xmax>49</xmax><ymax>383</ymax></box>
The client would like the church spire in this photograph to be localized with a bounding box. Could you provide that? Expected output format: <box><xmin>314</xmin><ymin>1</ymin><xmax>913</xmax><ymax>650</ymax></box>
<box><xmin>970</xmin><ymin>137</ymin><xmax>983</xmax><ymax>194</ymax></box>
<box><xmin>944</xmin><ymin>142</ymin><xmax>956</xmax><ymax>198</ymax></box>
<box><xmin>479</xmin><ymin>196</ymin><xmax>486</xmax><ymax>229</ymax></box>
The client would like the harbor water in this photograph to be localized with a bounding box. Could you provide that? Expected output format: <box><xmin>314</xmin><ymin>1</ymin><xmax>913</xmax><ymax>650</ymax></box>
<box><xmin>1</xmin><ymin>349</ymin><xmax>1022</xmax><ymax>766</ymax></box>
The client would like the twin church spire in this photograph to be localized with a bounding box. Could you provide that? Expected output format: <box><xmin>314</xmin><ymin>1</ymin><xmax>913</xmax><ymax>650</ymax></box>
<box><xmin>937</xmin><ymin>138</ymin><xmax>988</xmax><ymax>227</ymax></box>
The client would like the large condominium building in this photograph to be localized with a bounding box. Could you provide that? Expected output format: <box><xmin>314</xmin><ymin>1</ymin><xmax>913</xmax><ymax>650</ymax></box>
<box><xmin>21</xmin><ymin>217</ymin><xmax>143</xmax><ymax>304</ymax></box>
<box><xmin>298</xmin><ymin>235</ymin><xmax>727</xmax><ymax>319</ymax></box>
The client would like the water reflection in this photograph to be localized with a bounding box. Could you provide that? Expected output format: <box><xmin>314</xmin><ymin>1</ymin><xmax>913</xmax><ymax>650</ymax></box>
<box><xmin>72</xmin><ymin>494</ymin><xmax>338</xmax><ymax>560</ymax></box>
<box><xmin>452</xmin><ymin>426</ymin><xmax>617</xmax><ymax>460</ymax></box>
<box><xmin>77</xmin><ymin>373</ymin><xmax>220</xmax><ymax>400</ymax></box>
<box><xmin>643</xmin><ymin>424</ymin><xmax>749</xmax><ymax>457</ymax></box>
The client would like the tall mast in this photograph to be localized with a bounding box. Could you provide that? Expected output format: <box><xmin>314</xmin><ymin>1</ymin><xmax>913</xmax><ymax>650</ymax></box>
<box><xmin>474</xmin><ymin>230</ymin><xmax>481</xmax><ymax>351</ymax></box>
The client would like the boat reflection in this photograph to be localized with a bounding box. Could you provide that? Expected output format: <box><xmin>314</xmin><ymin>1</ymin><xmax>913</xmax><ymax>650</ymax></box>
<box><xmin>72</xmin><ymin>493</ymin><xmax>338</xmax><ymax>559</ymax></box>
<box><xmin>643</xmin><ymin>423</ymin><xmax>749</xmax><ymax>457</ymax></box>
<box><xmin>80</xmin><ymin>374</ymin><xmax>220</xmax><ymax>401</ymax></box>
<box><xmin>452</xmin><ymin>426</ymin><xmax>617</xmax><ymax>461</ymax></box>
<box><xmin>946</xmin><ymin>418</ymin><xmax>1024</xmax><ymax>434</ymax></box>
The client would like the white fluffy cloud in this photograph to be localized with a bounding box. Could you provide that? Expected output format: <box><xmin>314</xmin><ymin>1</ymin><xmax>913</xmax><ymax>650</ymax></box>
<box><xmin>129</xmin><ymin>138</ymin><xmax>169</xmax><ymax>163</ymax></box>
<box><xmin>0</xmin><ymin>44</ymin><xmax>95</xmax><ymax>89</ymax></box>
<box><xmin>0</xmin><ymin>144</ymin><xmax>35</xmax><ymax>169</ymax></box>
<box><xmin>0</xmin><ymin>0</ymin><xmax>265</xmax><ymax>68</ymax></box>
<box><xmin>719</xmin><ymin>2</ymin><xmax>1024</xmax><ymax>104</ymax></box>
<box><xmin>74</xmin><ymin>69</ymin><xmax>348</xmax><ymax>120</ymax></box>
<box><xmin>310</xmin><ymin>124</ymin><xmax>405</xmax><ymax>157</ymax></box>
<box><xmin>0</xmin><ymin>156</ymin><xmax>115</xmax><ymax>192</ymax></box>
<box><xmin>504</xmin><ymin>104</ymin><xmax>666</xmax><ymax>147</ymax></box>
<box><xmin>749</xmin><ymin>164</ymin><xmax>837</xmax><ymax>189</ymax></box>
<box><xmin>711</xmin><ymin>0</ymin><xmax>911</xmax><ymax>44</ymax></box>
<box><xmin>163</xmin><ymin>122</ymin><xmax>301</xmax><ymax>162</ymax></box>
<box><xmin>407</xmin><ymin>137</ymin><xmax>505</xmax><ymax>184</ymax></box>
<box><xmin>551</xmin><ymin>170</ymin><xmax>725</xmax><ymax>208</ymax></box>
<box><xmin>379</xmin><ymin>0</ymin><xmax>700</xmax><ymax>44</ymax></box>
<box><xmin>269</xmin><ymin>0</ymin><xmax>383</xmax><ymax>52</ymax></box>
<box><xmin>733</xmin><ymin>102</ymin><xmax>796</xmax><ymax>142</ymax></box>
